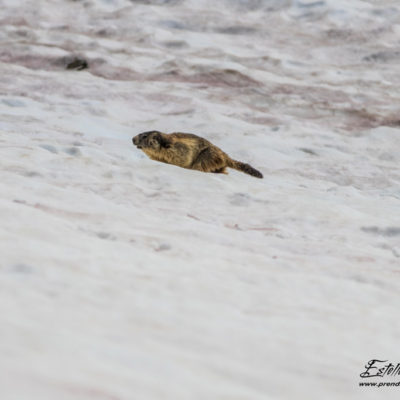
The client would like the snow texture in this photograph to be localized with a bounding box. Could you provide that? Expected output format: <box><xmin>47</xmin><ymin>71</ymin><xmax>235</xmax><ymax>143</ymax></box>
<box><xmin>1</xmin><ymin>0</ymin><xmax>400</xmax><ymax>399</ymax></box>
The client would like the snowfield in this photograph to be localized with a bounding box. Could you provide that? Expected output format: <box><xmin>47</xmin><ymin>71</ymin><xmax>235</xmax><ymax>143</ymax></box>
<box><xmin>1</xmin><ymin>0</ymin><xmax>400</xmax><ymax>399</ymax></box>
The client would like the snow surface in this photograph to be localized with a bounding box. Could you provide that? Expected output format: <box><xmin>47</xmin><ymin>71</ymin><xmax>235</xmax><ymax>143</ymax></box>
<box><xmin>1</xmin><ymin>0</ymin><xmax>400</xmax><ymax>399</ymax></box>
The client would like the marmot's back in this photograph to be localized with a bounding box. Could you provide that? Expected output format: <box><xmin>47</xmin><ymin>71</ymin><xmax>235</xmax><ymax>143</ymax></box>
<box><xmin>132</xmin><ymin>131</ymin><xmax>263</xmax><ymax>178</ymax></box>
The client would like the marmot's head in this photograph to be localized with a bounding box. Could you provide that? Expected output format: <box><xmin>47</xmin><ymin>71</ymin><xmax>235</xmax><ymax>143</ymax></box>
<box><xmin>132</xmin><ymin>131</ymin><xmax>170</xmax><ymax>150</ymax></box>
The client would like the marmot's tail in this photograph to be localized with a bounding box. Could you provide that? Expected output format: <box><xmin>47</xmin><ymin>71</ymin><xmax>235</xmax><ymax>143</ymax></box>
<box><xmin>228</xmin><ymin>159</ymin><xmax>263</xmax><ymax>179</ymax></box>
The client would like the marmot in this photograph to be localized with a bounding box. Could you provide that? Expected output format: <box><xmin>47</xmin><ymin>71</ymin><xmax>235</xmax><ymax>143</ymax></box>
<box><xmin>132</xmin><ymin>131</ymin><xmax>263</xmax><ymax>178</ymax></box>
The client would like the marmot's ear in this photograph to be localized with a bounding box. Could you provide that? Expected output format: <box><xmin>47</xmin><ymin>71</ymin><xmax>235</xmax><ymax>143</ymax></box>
<box><xmin>158</xmin><ymin>134</ymin><xmax>172</xmax><ymax>148</ymax></box>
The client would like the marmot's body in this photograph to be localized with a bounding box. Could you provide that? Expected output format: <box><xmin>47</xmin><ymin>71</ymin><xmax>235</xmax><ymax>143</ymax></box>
<box><xmin>132</xmin><ymin>131</ymin><xmax>263</xmax><ymax>178</ymax></box>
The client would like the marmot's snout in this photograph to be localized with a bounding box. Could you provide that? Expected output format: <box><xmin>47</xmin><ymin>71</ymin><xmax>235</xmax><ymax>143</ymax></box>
<box><xmin>132</xmin><ymin>135</ymin><xmax>139</xmax><ymax>146</ymax></box>
<box><xmin>132</xmin><ymin>131</ymin><xmax>157</xmax><ymax>149</ymax></box>
<box><xmin>132</xmin><ymin>134</ymin><xmax>143</xmax><ymax>148</ymax></box>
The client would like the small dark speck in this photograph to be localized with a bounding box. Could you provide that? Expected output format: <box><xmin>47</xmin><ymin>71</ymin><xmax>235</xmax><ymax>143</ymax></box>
<box><xmin>64</xmin><ymin>147</ymin><xmax>81</xmax><ymax>156</ymax></box>
<box><xmin>298</xmin><ymin>0</ymin><xmax>325</xmax><ymax>8</ymax></box>
<box><xmin>66</xmin><ymin>57</ymin><xmax>88</xmax><ymax>71</ymax></box>
<box><xmin>156</xmin><ymin>244</ymin><xmax>171</xmax><ymax>252</ymax></box>
<box><xmin>40</xmin><ymin>144</ymin><xmax>58</xmax><ymax>153</ymax></box>
<box><xmin>162</xmin><ymin>40</ymin><xmax>187</xmax><ymax>48</ymax></box>
<box><xmin>159</xmin><ymin>20</ymin><xmax>186</xmax><ymax>30</ymax></box>
<box><xmin>349</xmin><ymin>274</ymin><xmax>368</xmax><ymax>284</ymax></box>
<box><xmin>24</xmin><ymin>171</ymin><xmax>41</xmax><ymax>177</ymax></box>
<box><xmin>299</xmin><ymin>148</ymin><xmax>318</xmax><ymax>156</ymax></box>
<box><xmin>2</xmin><ymin>99</ymin><xmax>25</xmax><ymax>107</ymax></box>
<box><xmin>362</xmin><ymin>226</ymin><xmax>400</xmax><ymax>237</ymax></box>
<box><xmin>96</xmin><ymin>28</ymin><xmax>116</xmax><ymax>37</ymax></box>
<box><xmin>362</xmin><ymin>226</ymin><xmax>378</xmax><ymax>234</ymax></box>
<box><xmin>15</xmin><ymin>30</ymin><xmax>29</xmax><ymax>37</ymax></box>
<box><xmin>271</xmin><ymin>126</ymin><xmax>280</xmax><ymax>131</ymax></box>
<box><xmin>383</xmin><ymin>228</ymin><xmax>400</xmax><ymax>237</ymax></box>
<box><xmin>363</xmin><ymin>51</ymin><xmax>400</xmax><ymax>63</ymax></box>
<box><xmin>9</xmin><ymin>263</ymin><xmax>34</xmax><ymax>274</ymax></box>
<box><xmin>97</xmin><ymin>232</ymin><xmax>115</xmax><ymax>240</ymax></box>
<box><xmin>216</xmin><ymin>26</ymin><xmax>257</xmax><ymax>35</ymax></box>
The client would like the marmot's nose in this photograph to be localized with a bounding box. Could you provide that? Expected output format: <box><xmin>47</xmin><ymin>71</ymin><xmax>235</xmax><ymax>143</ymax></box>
<box><xmin>132</xmin><ymin>136</ymin><xmax>138</xmax><ymax>145</ymax></box>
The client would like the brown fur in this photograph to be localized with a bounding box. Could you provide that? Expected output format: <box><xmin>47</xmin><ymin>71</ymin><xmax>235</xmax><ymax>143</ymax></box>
<box><xmin>132</xmin><ymin>131</ymin><xmax>263</xmax><ymax>179</ymax></box>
